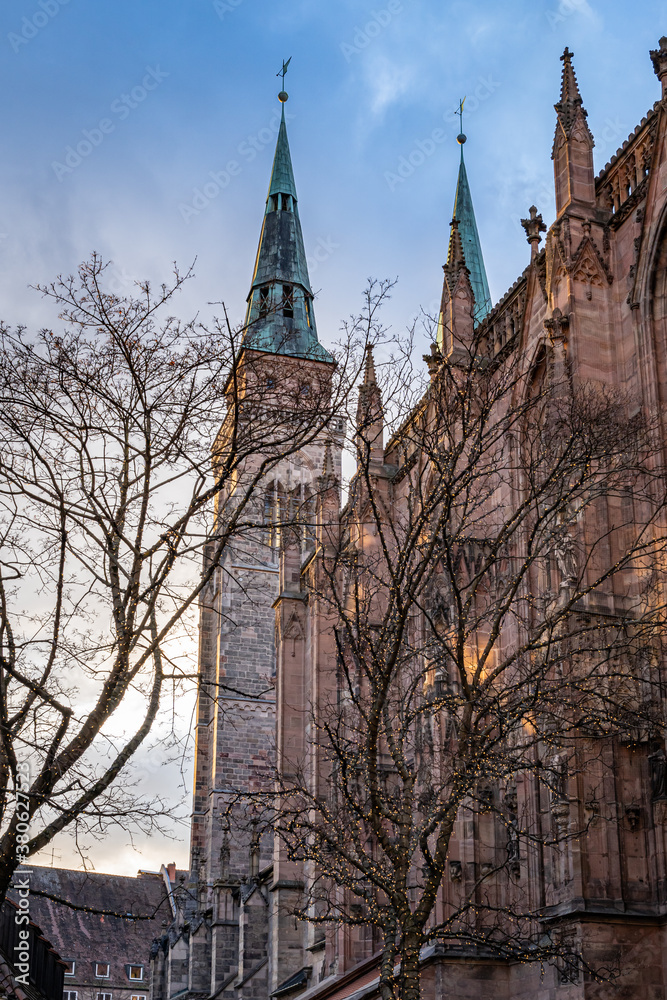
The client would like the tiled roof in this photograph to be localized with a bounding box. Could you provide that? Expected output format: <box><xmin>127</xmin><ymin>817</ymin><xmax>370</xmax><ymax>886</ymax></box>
<box><xmin>8</xmin><ymin>866</ymin><xmax>171</xmax><ymax>995</ymax></box>
<box><xmin>295</xmin><ymin>955</ymin><xmax>382</xmax><ymax>1000</ymax></box>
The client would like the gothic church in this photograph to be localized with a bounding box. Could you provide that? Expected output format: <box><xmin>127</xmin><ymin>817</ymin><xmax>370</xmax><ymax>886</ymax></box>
<box><xmin>150</xmin><ymin>38</ymin><xmax>667</xmax><ymax>1000</ymax></box>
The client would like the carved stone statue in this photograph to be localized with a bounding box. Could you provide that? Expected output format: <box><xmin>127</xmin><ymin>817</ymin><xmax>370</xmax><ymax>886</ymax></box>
<box><xmin>553</xmin><ymin>531</ymin><xmax>578</xmax><ymax>586</ymax></box>
<box><xmin>649</xmin><ymin>746</ymin><xmax>667</xmax><ymax>800</ymax></box>
<box><xmin>505</xmin><ymin>785</ymin><xmax>520</xmax><ymax>873</ymax></box>
<box><xmin>219</xmin><ymin>832</ymin><xmax>230</xmax><ymax>878</ymax></box>
<box><xmin>507</xmin><ymin>822</ymin><xmax>520</xmax><ymax>869</ymax></box>
<box><xmin>190</xmin><ymin>846</ymin><xmax>201</xmax><ymax>887</ymax></box>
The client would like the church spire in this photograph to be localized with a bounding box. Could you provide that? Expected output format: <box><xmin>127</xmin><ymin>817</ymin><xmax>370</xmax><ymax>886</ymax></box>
<box><xmin>448</xmin><ymin>110</ymin><xmax>492</xmax><ymax>325</ymax></box>
<box><xmin>243</xmin><ymin>70</ymin><xmax>332</xmax><ymax>362</ymax></box>
<box><xmin>556</xmin><ymin>45</ymin><xmax>583</xmax><ymax>124</ymax></box>
<box><xmin>552</xmin><ymin>47</ymin><xmax>595</xmax><ymax>215</ymax></box>
<box><xmin>356</xmin><ymin>345</ymin><xmax>384</xmax><ymax>465</ymax></box>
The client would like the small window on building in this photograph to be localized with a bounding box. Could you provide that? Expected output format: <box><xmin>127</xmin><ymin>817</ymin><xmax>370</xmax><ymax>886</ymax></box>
<box><xmin>281</xmin><ymin>194</ymin><xmax>290</xmax><ymax>211</ymax></box>
<box><xmin>63</xmin><ymin>991</ymin><xmax>78</xmax><ymax>1000</ymax></box>
<box><xmin>96</xmin><ymin>993</ymin><xmax>112</xmax><ymax>1000</ymax></box>
<box><xmin>127</xmin><ymin>967</ymin><xmax>144</xmax><ymax>981</ymax></box>
<box><xmin>304</xmin><ymin>296</ymin><xmax>312</xmax><ymax>328</ymax></box>
<box><xmin>131</xmin><ymin>995</ymin><xmax>146</xmax><ymax>1000</ymax></box>
<box><xmin>271</xmin><ymin>194</ymin><xmax>279</xmax><ymax>211</ymax></box>
<box><xmin>63</xmin><ymin>961</ymin><xmax>75</xmax><ymax>977</ymax></box>
<box><xmin>282</xmin><ymin>284</ymin><xmax>294</xmax><ymax>318</ymax></box>
<box><xmin>259</xmin><ymin>286</ymin><xmax>270</xmax><ymax>317</ymax></box>
<box><xmin>95</xmin><ymin>964</ymin><xmax>110</xmax><ymax>979</ymax></box>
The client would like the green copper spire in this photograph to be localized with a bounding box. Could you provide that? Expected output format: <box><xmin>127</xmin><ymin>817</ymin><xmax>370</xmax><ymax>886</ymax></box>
<box><xmin>243</xmin><ymin>68</ymin><xmax>332</xmax><ymax>362</ymax></box>
<box><xmin>449</xmin><ymin>102</ymin><xmax>492</xmax><ymax>324</ymax></box>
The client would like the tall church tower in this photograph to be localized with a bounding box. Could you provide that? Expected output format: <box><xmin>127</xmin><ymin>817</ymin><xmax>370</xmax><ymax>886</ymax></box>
<box><xmin>243</xmin><ymin>98</ymin><xmax>331</xmax><ymax>362</ymax></box>
<box><xmin>182</xmin><ymin>83</ymin><xmax>343</xmax><ymax>1000</ymax></box>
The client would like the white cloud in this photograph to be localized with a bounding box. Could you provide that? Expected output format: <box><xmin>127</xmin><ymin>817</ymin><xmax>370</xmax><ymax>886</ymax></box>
<box><xmin>365</xmin><ymin>54</ymin><xmax>414</xmax><ymax>117</ymax></box>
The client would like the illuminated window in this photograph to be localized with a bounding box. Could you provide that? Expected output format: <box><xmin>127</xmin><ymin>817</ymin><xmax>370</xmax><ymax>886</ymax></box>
<box><xmin>305</xmin><ymin>297</ymin><xmax>312</xmax><ymax>328</ymax></box>
<box><xmin>127</xmin><ymin>967</ymin><xmax>144</xmax><ymax>981</ymax></box>
<box><xmin>95</xmin><ymin>964</ymin><xmax>110</xmax><ymax>979</ymax></box>
<box><xmin>131</xmin><ymin>995</ymin><xmax>147</xmax><ymax>1000</ymax></box>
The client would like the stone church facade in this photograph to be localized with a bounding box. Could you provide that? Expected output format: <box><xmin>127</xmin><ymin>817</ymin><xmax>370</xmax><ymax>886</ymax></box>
<box><xmin>150</xmin><ymin>38</ymin><xmax>667</xmax><ymax>1000</ymax></box>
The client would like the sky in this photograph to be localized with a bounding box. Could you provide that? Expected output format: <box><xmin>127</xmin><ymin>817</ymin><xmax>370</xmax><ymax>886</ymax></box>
<box><xmin>3</xmin><ymin>0</ymin><xmax>665</xmax><ymax>874</ymax></box>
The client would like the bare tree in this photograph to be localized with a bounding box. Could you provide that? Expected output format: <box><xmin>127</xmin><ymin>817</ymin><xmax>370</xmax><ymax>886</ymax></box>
<box><xmin>259</xmin><ymin>282</ymin><xmax>667</xmax><ymax>1000</ymax></box>
<box><xmin>0</xmin><ymin>255</ymin><xmax>349</xmax><ymax>905</ymax></box>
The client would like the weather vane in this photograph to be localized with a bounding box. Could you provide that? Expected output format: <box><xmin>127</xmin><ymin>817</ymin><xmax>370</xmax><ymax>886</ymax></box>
<box><xmin>277</xmin><ymin>57</ymin><xmax>292</xmax><ymax>103</ymax></box>
<box><xmin>456</xmin><ymin>96</ymin><xmax>467</xmax><ymax>145</ymax></box>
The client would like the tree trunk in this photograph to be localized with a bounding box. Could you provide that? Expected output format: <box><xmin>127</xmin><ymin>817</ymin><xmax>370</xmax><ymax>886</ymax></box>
<box><xmin>398</xmin><ymin>928</ymin><xmax>422</xmax><ymax>1000</ymax></box>
<box><xmin>379</xmin><ymin>917</ymin><xmax>397</xmax><ymax>1000</ymax></box>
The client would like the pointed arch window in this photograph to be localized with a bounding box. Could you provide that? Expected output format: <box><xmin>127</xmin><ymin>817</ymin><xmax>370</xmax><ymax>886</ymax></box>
<box><xmin>263</xmin><ymin>488</ymin><xmax>277</xmax><ymax>549</ymax></box>
<box><xmin>281</xmin><ymin>194</ymin><xmax>291</xmax><ymax>211</ymax></box>
<box><xmin>299</xmin><ymin>487</ymin><xmax>316</xmax><ymax>551</ymax></box>
<box><xmin>259</xmin><ymin>286</ymin><xmax>270</xmax><ymax>317</ymax></box>
<box><xmin>263</xmin><ymin>482</ymin><xmax>286</xmax><ymax>554</ymax></box>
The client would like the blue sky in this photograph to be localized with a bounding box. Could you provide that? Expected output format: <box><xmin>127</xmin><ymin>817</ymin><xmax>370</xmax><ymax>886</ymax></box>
<box><xmin>3</xmin><ymin>0</ymin><xmax>665</xmax><ymax>873</ymax></box>
<box><xmin>2</xmin><ymin>0</ymin><xmax>666</xmax><ymax>342</ymax></box>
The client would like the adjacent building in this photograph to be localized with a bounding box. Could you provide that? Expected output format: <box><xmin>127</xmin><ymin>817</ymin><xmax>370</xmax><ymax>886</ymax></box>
<box><xmin>5</xmin><ymin>866</ymin><xmax>173</xmax><ymax>1000</ymax></box>
<box><xmin>0</xmin><ymin>897</ymin><xmax>66</xmax><ymax>1000</ymax></box>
